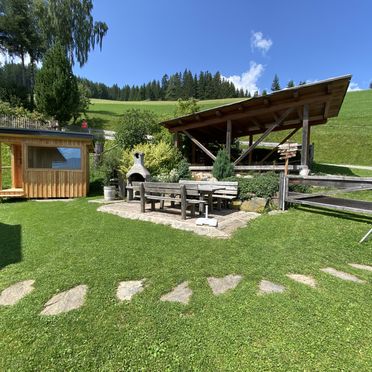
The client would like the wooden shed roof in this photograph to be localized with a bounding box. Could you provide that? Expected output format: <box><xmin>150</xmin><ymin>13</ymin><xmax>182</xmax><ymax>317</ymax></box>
<box><xmin>161</xmin><ymin>75</ymin><xmax>351</xmax><ymax>142</ymax></box>
<box><xmin>0</xmin><ymin>127</ymin><xmax>94</xmax><ymax>141</ymax></box>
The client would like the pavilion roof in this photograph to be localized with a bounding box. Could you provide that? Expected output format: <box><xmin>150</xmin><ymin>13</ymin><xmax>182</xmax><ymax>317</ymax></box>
<box><xmin>161</xmin><ymin>75</ymin><xmax>351</xmax><ymax>142</ymax></box>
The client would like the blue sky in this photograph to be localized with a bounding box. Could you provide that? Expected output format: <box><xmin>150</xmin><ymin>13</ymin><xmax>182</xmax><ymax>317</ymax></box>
<box><xmin>73</xmin><ymin>0</ymin><xmax>371</xmax><ymax>93</ymax></box>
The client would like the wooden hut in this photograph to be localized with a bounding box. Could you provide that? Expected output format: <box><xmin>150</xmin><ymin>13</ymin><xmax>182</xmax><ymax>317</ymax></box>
<box><xmin>161</xmin><ymin>75</ymin><xmax>351</xmax><ymax>175</ymax></box>
<box><xmin>0</xmin><ymin>127</ymin><xmax>94</xmax><ymax>198</ymax></box>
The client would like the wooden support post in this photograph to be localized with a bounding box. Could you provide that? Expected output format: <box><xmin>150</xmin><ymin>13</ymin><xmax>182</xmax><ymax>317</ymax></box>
<box><xmin>0</xmin><ymin>142</ymin><xmax>2</xmax><ymax>191</ymax></box>
<box><xmin>234</xmin><ymin>108</ymin><xmax>294</xmax><ymax>166</ymax></box>
<box><xmin>183</xmin><ymin>130</ymin><xmax>216</xmax><ymax>161</ymax></box>
<box><xmin>191</xmin><ymin>142</ymin><xmax>196</xmax><ymax>164</ymax></box>
<box><xmin>301</xmin><ymin>104</ymin><xmax>310</xmax><ymax>170</ymax></box>
<box><xmin>248</xmin><ymin>135</ymin><xmax>253</xmax><ymax>165</ymax></box>
<box><xmin>173</xmin><ymin>132</ymin><xmax>179</xmax><ymax>148</ymax></box>
<box><xmin>278</xmin><ymin>173</ymin><xmax>288</xmax><ymax>211</ymax></box>
<box><xmin>140</xmin><ymin>182</ymin><xmax>145</xmax><ymax>213</ymax></box>
<box><xmin>226</xmin><ymin>120</ymin><xmax>232</xmax><ymax>159</ymax></box>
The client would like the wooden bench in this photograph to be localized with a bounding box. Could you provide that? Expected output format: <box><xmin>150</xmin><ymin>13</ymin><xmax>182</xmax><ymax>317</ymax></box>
<box><xmin>139</xmin><ymin>182</ymin><xmax>205</xmax><ymax>220</ymax></box>
<box><xmin>179</xmin><ymin>180</ymin><xmax>239</xmax><ymax>209</ymax></box>
<box><xmin>126</xmin><ymin>181</ymin><xmax>141</xmax><ymax>201</ymax></box>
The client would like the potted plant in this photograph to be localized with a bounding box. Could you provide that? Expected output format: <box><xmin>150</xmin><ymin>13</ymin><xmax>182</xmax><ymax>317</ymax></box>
<box><xmin>100</xmin><ymin>149</ymin><xmax>121</xmax><ymax>201</ymax></box>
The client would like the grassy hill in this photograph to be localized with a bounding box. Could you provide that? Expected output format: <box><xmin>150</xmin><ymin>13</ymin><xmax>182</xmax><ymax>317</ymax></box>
<box><xmin>85</xmin><ymin>90</ymin><xmax>372</xmax><ymax>166</ymax></box>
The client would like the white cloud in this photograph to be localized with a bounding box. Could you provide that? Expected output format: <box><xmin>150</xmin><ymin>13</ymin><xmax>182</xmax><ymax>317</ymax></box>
<box><xmin>251</xmin><ymin>31</ymin><xmax>273</xmax><ymax>54</ymax></box>
<box><xmin>348</xmin><ymin>82</ymin><xmax>361</xmax><ymax>91</ymax></box>
<box><xmin>222</xmin><ymin>61</ymin><xmax>264</xmax><ymax>94</ymax></box>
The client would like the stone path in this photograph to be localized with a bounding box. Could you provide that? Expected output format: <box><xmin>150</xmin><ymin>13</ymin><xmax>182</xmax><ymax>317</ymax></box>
<box><xmin>0</xmin><ymin>263</ymin><xmax>369</xmax><ymax>314</ymax></box>
<box><xmin>320</xmin><ymin>267</ymin><xmax>366</xmax><ymax>283</ymax></box>
<box><xmin>286</xmin><ymin>274</ymin><xmax>317</xmax><ymax>288</ymax></box>
<box><xmin>40</xmin><ymin>285</ymin><xmax>88</xmax><ymax>316</ymax></box>
<box><xmin>348</xmin><ymin>263</ymin><xmax>372</xmax><ymax>272</ymax></box>
<box><xmin>97</xmin><ymin>201</ymin><xmax>260</xmax><ymax>238</ymax></box>
<box><xmin>117</xmin><ymin>280</ymin><xmax>145</xmax><ymax>301</ymax></box>
<box><xmin>0</xmin><ymin>280</ymin><xmax>35</xmax><ymax>306</ymax></box>
<box><xmin>207</xmin><ymin>275</ymin><xmax>243</xmax><ymax>295</ymax></box>
<box><xmin>160</xmin><ymin>281</ymin><xmax>192</xmax><ymax>304</ymax></box>
<box><xmin>259</xmin><ymin>280</ymin><xmax>286</xmax><ymax>294</ymax></box>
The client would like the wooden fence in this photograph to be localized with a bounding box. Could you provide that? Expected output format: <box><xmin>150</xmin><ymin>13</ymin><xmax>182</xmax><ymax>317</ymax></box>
<box><xmin>0</xmin><ymin>115</ymin><xmax>59</xmax><ymax>130</ymax></box>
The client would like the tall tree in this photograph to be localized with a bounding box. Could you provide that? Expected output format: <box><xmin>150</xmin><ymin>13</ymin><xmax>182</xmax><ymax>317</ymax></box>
<box><xmin>34</xmin><ymin>42</ymin><xmax>79</xmax><ymax>124</ymax></box>
<box><xmin>271</xmin><ymin>74</ymin><xmax>281</xmax><ymax>91</ymax></box>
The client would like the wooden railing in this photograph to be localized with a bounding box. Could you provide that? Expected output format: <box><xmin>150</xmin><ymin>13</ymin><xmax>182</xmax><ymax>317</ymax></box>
<box><xmin>0</xmin><ymin>115</ymin><xmax>59</xmax><ymax>130</ymax></box>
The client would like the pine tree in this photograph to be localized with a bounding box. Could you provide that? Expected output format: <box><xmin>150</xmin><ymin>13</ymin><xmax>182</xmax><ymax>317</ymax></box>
<box><xmin>298</xmin><ymin>81</ymin><xmax>306</xmax><ymax>86</ymax></box>
<box><xmin>271</xmin><ymin>74</ymin><xmax>281</xmax><ymax>91</ymax></box>
<box><xmin>35</xmin><ymin>42</ymin><xmax>79</xmax><ymax>124</ymax></box>
<box><xmin>212</xmin><ymin>149</ymin><xmax>234</xmax><ymax>180</ymax></box>
<box><xmin>262</xmin><ymin>89</ymin><xmax>267</xmax><ymax>96</ymax></box>
<box><xmin>287</xmin><ymin>80</ymin><xmax>295</xmax><ymax>88</ymax></box>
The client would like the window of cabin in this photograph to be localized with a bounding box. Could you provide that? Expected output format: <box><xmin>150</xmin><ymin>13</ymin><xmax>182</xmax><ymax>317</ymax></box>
<box><xmin>27</xmin><ymin>146</ymin><xmax>82</xmax><ymax>170</ymax></box>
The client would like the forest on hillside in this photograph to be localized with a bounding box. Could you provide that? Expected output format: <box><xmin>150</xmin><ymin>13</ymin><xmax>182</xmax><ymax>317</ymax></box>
<box><xmin>78</xmin><ymin>70</ymin><xmax>249</xmax><ymax>101</ymax></box>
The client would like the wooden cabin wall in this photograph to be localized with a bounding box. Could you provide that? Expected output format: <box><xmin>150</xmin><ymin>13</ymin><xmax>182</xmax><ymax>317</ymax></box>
<box><xmin>0</xmin><ymin>135</ymin><xmax>91</xmax><ymax>198</ymax></box>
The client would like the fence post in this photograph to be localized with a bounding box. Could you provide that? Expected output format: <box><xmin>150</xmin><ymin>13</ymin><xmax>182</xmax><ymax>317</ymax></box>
<box><xmin>279</xmin><ymin>172</ymin><xmax>288</xmax><ymax>211</ymax></box>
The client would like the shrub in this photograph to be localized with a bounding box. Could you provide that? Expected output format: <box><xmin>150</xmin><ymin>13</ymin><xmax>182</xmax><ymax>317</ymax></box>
<box><xmin>99</xmin><ymin>147</ymin><xmax>122</xmax><ymax>186</ymax></box>
<box><xmin>120</xmin><ymin>141</ymin><xmax>183</xmax><ymax>178</ymax></box>
<box><xmin>212</xmin><ymin>149</ymin><xmax>234</xmax><ymax>180</ymax></box>
<box><xmin>115</xmin><ymin>109</ymin><xmax>160</xmax><ymax>149</ymax></box>
<box><xmin>225</xmin><ymin>172</ymin><xmax>279</xmax><ymax>200</ymax></box>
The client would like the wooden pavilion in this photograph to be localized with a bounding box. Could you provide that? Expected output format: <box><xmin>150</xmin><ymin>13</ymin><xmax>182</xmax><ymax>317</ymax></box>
<box><xmin>161</xmin><ymin>75</ymin><xmax>351</xmax><ymax>174</ymax></box>
<box><xmin>0</xmin><ymin>127</ymin><xmax>93</xmax><ymax>198</ymax></box>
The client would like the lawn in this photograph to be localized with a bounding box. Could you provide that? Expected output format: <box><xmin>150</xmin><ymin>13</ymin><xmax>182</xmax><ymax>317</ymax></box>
<box><xmin>85</xmin><ymin>90</ymin><xmax>372</xmax><ymax>166</ymax></box>
<box><xmin>0</xmin><ymin>198</ymin><xmax>371</xmax><ymax>370</ymax></box>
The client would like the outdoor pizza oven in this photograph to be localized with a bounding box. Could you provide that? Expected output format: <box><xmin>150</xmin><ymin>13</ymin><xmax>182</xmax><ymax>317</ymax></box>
<box><xmin>126</xmin><ymin>152</ymin><xmax>150</xmax><ymax>200</ymax></box>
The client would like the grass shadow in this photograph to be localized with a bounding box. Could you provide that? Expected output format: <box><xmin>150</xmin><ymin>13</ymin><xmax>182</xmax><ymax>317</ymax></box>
<box><xmin>295</xmin><ymin>205</ymin><xmax>372</xmax><ymax>224</ymax></box>
<box><xmin>311</xmin><ymin>162</ymin><xmax>357</xmax><ymax>176</ymax></box>
<box><xmin>0</xmin><ymin>222</ymin><xmax>22</xmax><ymax>270</ymax></box>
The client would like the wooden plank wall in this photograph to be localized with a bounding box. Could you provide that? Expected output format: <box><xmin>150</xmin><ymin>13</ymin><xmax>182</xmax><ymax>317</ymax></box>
<box><xmin>0</xmin><ymin>135</ymin><xmax>91</xmax><ymax>198</ymax></box>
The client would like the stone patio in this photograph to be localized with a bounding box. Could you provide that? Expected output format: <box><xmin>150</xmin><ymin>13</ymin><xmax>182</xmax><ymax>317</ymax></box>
<box><xmin>97</xmin><ymin>201</ymin><xmax>260</xmax><ymax>238</ymax></box>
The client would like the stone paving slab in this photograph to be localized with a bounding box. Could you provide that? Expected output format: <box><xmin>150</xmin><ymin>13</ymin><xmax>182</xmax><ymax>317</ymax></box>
<box><xmin>286</xmin><ymin>274</ymin><xmax>317</xmax><ymax>288</ymax></box>
<box><xmin>320</xmin><ymin>268</ymin><xmax>366</xmax><ymax>283</ymax></box>
<box><xmin>160</xmin><ymin>281</ymin><xmax>192</xmax><ymax>304</ymax></box>
<box><xmin>348</xmin><ymin>263</ymin><xmax>372</xmax><ymax>272</ymax></box>
<box><xmin>0</xmin><ymin>280</ymin><xmax>35</xmax><ymax>306</ymax></box>
<box><xmin>40</xmin><ymin>285</ymin><xmax>88</xmax><ymax>316</ymax></box>
<box><xmin>117</xmin><ymin>280</ymin><xmax>145</xmax><ymax>301</ymax></box>
<box><xmin>207</xmin><ymin>275</ymin><xmax>243</xmax><ymax>295</ymax></box>
<box><xmin>259</xmin><ymin>280</ymin><xmax>286</xmax><ymax>295</ymax></box>
<box><xmin>98</xmin><ymin>201</ymin><xmax>260</xmax><ymax>238</ymax></box>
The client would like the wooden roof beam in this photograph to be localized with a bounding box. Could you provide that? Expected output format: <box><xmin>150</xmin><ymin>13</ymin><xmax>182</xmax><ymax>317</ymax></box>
<box><xmin>168</xmin><ymin>95</ymin><xmax>332</xmax><ymax>133</ymax></box>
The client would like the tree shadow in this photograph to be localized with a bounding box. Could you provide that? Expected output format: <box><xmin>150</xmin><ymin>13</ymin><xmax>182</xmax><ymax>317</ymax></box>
<box><xmin>311</xmin><ymin>162</ymin><xmax>357</xmax><ymax>176</ymax></box>
<box><xmin>295</xmin><ymin>205</ymin><xmax>372</xmax><ymax>224</ymax></box>
<box><xmin>0</xmin><ymin>222</ymin><xmax>22</xmax><ymax>270</ymax></box>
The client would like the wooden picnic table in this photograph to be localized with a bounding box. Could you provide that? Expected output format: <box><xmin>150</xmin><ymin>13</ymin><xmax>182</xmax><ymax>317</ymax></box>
<box><xmin>197</xmin><ymin>185</ymin><xmax>225</xmax><ymax>213</ymax></box>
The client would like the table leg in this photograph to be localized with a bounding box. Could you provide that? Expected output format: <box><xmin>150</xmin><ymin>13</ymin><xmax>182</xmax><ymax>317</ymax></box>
<box><xmin>199</xmin><ymin>194</ymin><xmax>204</xmax><ymax>216</ymax></box>
<box><xmin>208</xmin><ymin>193</ymin><xmax>213</xmax><ymax>212</ymax></box>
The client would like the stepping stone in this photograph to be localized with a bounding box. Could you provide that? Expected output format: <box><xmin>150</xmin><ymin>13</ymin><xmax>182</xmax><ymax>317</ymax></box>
<box><xmin>160</xmin><ymin>281</ymin><xmax>192</xmax><ymax>304</ymax></box>
<box><xmin>116</xmin><ymin>279</ymin><xmax>145</xmax><ymax>301</ymax></box>
<box><xmin>286</xmin><ymin>274</ymin><xmax>317</xmax><ymax>288</ymax></box>
<box><xmin>348</xmin><ymin>263</ymin><xmax>372</xmax><ymax>272</ymax></box>
<box><xmin>320</xmin><ymin>268</ymin><xmax>366</xmax><ymax>283</ymax></box>
<box><xmin>259</xmin><ymin>280</ymin><xmax>286</xmax><ymax>295</ymax></box>
<box><xmin>40</xmin><ymin>285</ymin><xmax>88</xmax><ymax>316</ymax></box>
<box><xmin>207</xmin><ymin>274</ymin><xmax>243</xmax><ymax>295</ymax></box>
<box><xmin>0</xmin><ymin>280</ymin><xmax>35</xmax><ymax>306</ymax></box>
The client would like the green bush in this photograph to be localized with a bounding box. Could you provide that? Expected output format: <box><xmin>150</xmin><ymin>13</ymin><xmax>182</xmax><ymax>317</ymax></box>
<box><xmin>225</xmin><ymin>172</ymin><xmax>279</xmax><ymax>200</ymax></box>
<box><xmin>115</xmin><ymin>109</ymin><xmax>160</xmax><ymax>149</ymax></box>
<box><xmin>98</xmin><ymin>147</ymin><xmax>122</xmax><ymax>186</ymax></box>
<box><xmin>212</xmin><ymin>149</ymin><xmax>234</xmax><ymax>180</ymax></box>
<box><xmin>120</xmin><ymin>141</ymin><xmax>184</xmax><ymax>179</ymax></box>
